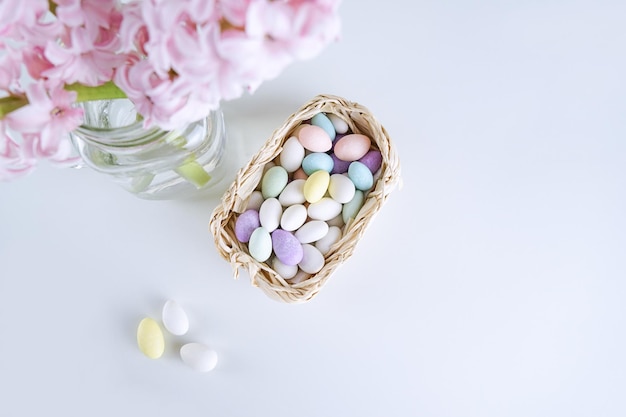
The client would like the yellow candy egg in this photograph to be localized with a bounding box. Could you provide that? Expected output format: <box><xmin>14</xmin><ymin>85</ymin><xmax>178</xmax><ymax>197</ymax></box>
<box><xmin>303</xmin><ymin>170</ymin><xmax>330</xmax><ymax>203</ymax></box>
<box><xmin>137</xmin><ymin>317</ymin><xmax>165</xmax><ymax>359</ymax></box>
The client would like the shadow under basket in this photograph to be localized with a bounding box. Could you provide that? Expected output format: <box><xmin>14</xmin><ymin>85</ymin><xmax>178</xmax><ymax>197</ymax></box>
<box><xmin>209</xmin><ymin>94</ymin><xmax>402</xmax><ymax>303</ymax></box>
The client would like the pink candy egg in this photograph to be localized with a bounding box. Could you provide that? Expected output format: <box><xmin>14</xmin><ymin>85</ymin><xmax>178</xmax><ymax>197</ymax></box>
<box><xmin>333</xmin><ymin>134</ymin><xmax>371</xmax><ymax>162</ymax></box>
<box><xmin>297</xmin><ymin>125</ymin><xmax>332</xmax><ymax>152</ymax></box>
<box><xmin>293</xmin><ymin>168</ymin><xmax>308</xmax><ymax>181</ymax></box>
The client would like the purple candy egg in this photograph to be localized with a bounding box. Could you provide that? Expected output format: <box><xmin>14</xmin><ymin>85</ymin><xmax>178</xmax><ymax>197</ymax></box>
<box><xmin>330</xmin><ymin>153</ymin><xmax>351</xmax><ymax>174</ymax></box>
<box><xmin>271</xmin><ymin>229</ymin><xmax>304</xmax><ymax>266</ymax></box>
<box><xmin>235</xmin><ymin>209</ymin><xmax>260</xmax><ymax>243</ymax></box>
<box><xmin>358</xmin><ymin>150</ymin><xmax>382</xmax><ymax>174</ymax></box>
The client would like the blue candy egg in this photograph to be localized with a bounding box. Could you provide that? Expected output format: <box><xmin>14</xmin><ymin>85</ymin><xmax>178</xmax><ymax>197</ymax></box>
<box><xmin>348</xmin><ymin>161</ymin><xmax>374</xmax><ymax>191</ymax></box>
<box><xmin>301</xmin><ymin>152</ymin><xmax>334</xmax><ymax>175</ymax></box>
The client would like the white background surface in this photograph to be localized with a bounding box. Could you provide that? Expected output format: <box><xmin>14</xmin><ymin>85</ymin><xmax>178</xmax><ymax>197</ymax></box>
<box><xmin>1</xmin><ymin>1</ymin><xmax>625</xmax><ymax>416</ymax></box>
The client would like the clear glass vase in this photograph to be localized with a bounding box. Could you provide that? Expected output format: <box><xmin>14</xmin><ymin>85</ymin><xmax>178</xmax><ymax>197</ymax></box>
<box><xmin>70</xmin><ymin>99</ymin><xmax>227</xmax><ymax>199</ymax></box>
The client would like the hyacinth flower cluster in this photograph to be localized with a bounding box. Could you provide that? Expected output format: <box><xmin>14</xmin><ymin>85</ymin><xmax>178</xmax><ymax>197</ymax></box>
<box><xmin>0</xmin><ymin>0</ymin><xmax>341</xmax><ymax>181</ymax></box>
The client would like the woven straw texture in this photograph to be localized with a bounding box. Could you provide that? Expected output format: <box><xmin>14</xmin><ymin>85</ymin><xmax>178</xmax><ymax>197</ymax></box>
<box><xmin>209</xmin><ymin>94</ymin><xmax>402</xmax><ymax>303</ymax></box>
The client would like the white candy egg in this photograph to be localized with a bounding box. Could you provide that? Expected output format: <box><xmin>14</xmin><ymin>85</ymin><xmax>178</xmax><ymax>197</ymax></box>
<box><xmin>326</xmin><ymin>213</ymin><xmax>345</xmax><ymax>228</ymax></box>
<box><xmin>287</xmin><ymin>269</ymin><xmax>312</xmax><ymax>284</ymax></box>
<box><xmin>298</xmin><ymin>244</ymin><xmax>325</xmax><ymax>274</ymax></box>
<box><xmin>259</xmin><ymin>197</ymin><xmax>282</xmax><ymax>232</ymax></box>
<box><xmin>279</xmin><ymin>136</ymin><xmax>305</xmax><ymax>173</ymax></box>
<box><xmin>315</xmin><ymin>226</ymin><xmax>342</xmax><ymax>255</ymax></box>
<box><xmin>280</xmin><ymin>204</ymin><xmax>308</xmax><ymax>231</ymax></box>
<box><xmin>246</xmin><ymin>191</ymin><xmax>265</xmax><ymax>211</ymax></box>
<box><xmin>328</xmin><ymin>173</ymin><xmax>356</xmax><ymax>204</ymax></box>
<box><xmin>328</xmin><ymin>113</ymin><xmax>349</xmax><ymax>134</ymax></box>
<box><xmin>278</xmin><ymin>179</ymin><xmax>306</xmax><ymax>206</ymax></box>
<box><xmin>295</xmin><ymin>220</ymin><xmax>329</xmax><ymax>244</ymax></box>
<box><xmin>307</xmin><ymin>197</ymin><xmax>342</xmax><ymax>221</ymax></box>
<box><xmin>180</xmin><ymin>343</ymin><xmax>218</xmax><ymax>372</ymax></box>
<box><xmin>272</xmin><ymin>257</ymin><xmax>299</xmax><ymax>279</ymax></box>
<box><xmin>162</xmin><ymin>300</ymin><xmax>189</xmax><ymax>336</ymax></box>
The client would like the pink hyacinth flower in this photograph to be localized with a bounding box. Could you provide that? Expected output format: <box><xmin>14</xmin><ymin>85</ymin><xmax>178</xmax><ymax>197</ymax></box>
<box><xmin>114</xmin><ymin>56</ymin><xmax>207</xmax><ymax>130</ymax></box>
<box><xmin>0</xmin><ymin>0</ymin><xmax>62</xmax><ymax>45</ymax></box>
<box><xmin>44</xmin><ymin>25</ymin><xmax>125</xmax><ymax>86</ymax></box>
<box><xmin>245</xmin><ymin>0</ymin><xmax>341</xmax><ymax>60</ymax></box>
<box><xmin>217</xmin><ymin>0</ymin><xmax>252</xmax><ymax>28</ymax></box>
<box><xmin>5</xmin><ymin>82</ymin><xmax>83</xmax><ymax>157</ymax></box>
<box><xmin>22</xmin><ymin>45</ymin><xmax>55</xmax><ymax>80</ymax></box>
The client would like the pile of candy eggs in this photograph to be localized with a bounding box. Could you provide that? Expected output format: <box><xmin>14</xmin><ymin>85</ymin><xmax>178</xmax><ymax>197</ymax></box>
<box><xmin>235</xmin><ymin>112</ymin><xmax>382</xmax><ymax>283</ymax></box>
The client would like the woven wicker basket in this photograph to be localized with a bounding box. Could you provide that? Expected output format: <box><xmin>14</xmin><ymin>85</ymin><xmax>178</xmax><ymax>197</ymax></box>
<box><xmin>209</xmin><ymin>94</ymin><xmax>401</xmax><ymax>303</ymax></box>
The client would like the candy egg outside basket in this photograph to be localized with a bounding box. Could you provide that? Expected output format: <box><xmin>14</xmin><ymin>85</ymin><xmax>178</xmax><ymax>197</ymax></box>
<box><xmin>209</xmin><ymin>94</ymin><xmax>402</xmax><ymax>303</ymax></box>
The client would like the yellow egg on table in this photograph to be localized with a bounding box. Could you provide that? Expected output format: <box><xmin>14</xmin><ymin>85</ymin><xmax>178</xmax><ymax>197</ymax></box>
<box><xmin>137</xmin><ymin>317</ymin><xmax>165</xmax><ymax>359</ymax></box>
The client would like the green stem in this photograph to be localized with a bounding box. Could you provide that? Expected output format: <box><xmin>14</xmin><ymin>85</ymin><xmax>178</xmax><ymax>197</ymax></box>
<box><xmin>65</xmin><ymin>81</ymin><xmax>128</xmax><ymax>102</ymax></box>
<box><xmin>175</xmin><ymin>158</ymin><xmax>212</xmax><ymax>188</ymax></box>
<box><xmin>0</xmin><ymin>82</ymin><xmax>128</xmax><ymax>120</ymax></box>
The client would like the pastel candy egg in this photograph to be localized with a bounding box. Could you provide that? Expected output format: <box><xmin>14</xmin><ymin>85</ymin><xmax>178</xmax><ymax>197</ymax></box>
<box><xmin>280</xmin><ymin>204</ymin><xmax>308</xmax><ymax>231</ymax></box>
<box><xmin>348</xmin><ymin>161</ymin><xmax>374</xmax><ymax>191</ymax></box>
<box><xmin>358</xmin><ymin>150</ymin><xmax>383</xmax><ymax>174</ymax></box>
<box><xmin>235</xmin><ymin>209</ymin><xmax>260</xmax><ymax>243</ymax></box>
<box><xmin>180</xmin><ymin>343</ymin><xmax>218</xmax><ymax>372</ymax></box>
<box><xmin>261</xmin><ymin>166</ymin><xmax>288</xmax><ymax>198</ymax></box>
<box><xmin>287</xmin><ymin>270</ymin><xmax>311</xmax><ymax>284</ymax></box>
<box><xmin>328</xmin><ymin>173</ymin><xmax>356</xmax><ymax>204</ymax></box>
<box><xmin>298</xmin><ymin>244</ymin><xmax>325</xmax><ymax>274</ymax></box>
<box><xmin>328</xmin><ymin>113</ymin><xmax>349</xmax><ymax>134</ymax></box>
<box><xmin>330</xmin><ymin>153</ymin><xmax>350</xmax><ymax>174</ymax></box>
<box><xmin>308</xmin><ymin>197</ymin><xmax>342</xmax><ymax>221</ymax></box>
<box><xmin>162</xmin><ymin>300</ymin><xmax>189</xmax><ymax>336</ymax></box>
<box><xmin>278</xmin><ymin>179</ymin><xmax>306</xmax><ymax>206</ymax></box>
<box><xmin>259</xmin><ymin>198</ymin><xmax>282</xmax><ymax>232</ymax></box>
<box><xmin>297</xmin><ymin>125</ymin><xmax>332</xmax><ymax>152</ymax></box>
<box><xmin>316</xmin><ymin>226</ymin><xmax>343</xmax><ymax>255</ymax></box>
<box><xmin>137</xmin><ymin>318</ymin><xmax>164</xmax><ymax>359</ymax></box>
<box><xmin>303</xmin><ymin>170</ymin><xmax>330</xmax><ymax>203</ymax></box>
<box><xmin>302</xmin><ymin>152</ymin><xmax>334</xmax><ymax>175</ymax></box>
<box><xmin>293</xmin><ymin>168</ymin><xmax>308</xmax><ymax>181</ymax></box>
<box><xmin>271</xmin><ymin>229</ymin><xmax>304</xmax><ymax>266</ymax></box>
<box><xmin>310</xmin><ymin>112</ymin><xmax>336</xmax><ymax>141</ymax></box>
<box><xmin>246</xmin><ymin>191</ymin><xmax>264</xmax><ymax>211</ymax></box>
<box><xmin>272</xmin><ymin>257</ymin><xmax>298</xmax><ymax>279</ymax></box>
<box><xmin>295</xmin><ymin>220</ymin><xmax>329</xmax><ymax>244</ymax></box>
<box><xmin>333</xmin><ymin>134</ymin><xmax>372</xmax><ymax>162</ymax></box>
<box><xmin>342</xmin><ymin>190</ymin><xmax>365</xmax><ymax>224</ymax></box>
<box><xmin>327</xmin><ymin>213</ymin><xmax>345</xmax><ymax>228</ymax></box>
<box><xmin>291</xmin><ymin>123</ymin><xmax>308</xmax><ymax>137</ymax></box>
<box><xmin>249</xmin><ymin>227</ymin><xmax>272</xmax><ymax>262</ymax></box>
<box><xmin>279</xmin><ymin>136</ymin><xmax>305</xmax><ymax>173</ymax></box>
